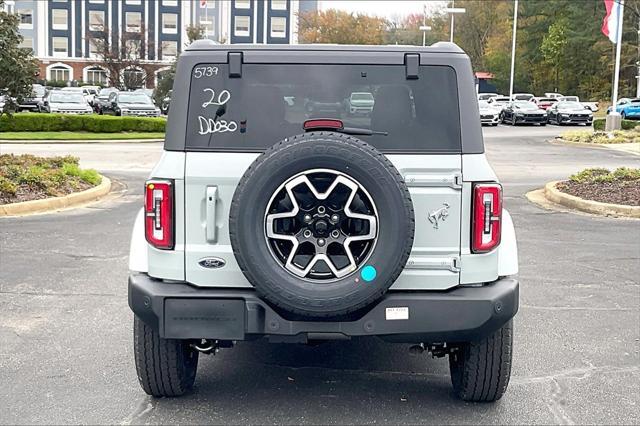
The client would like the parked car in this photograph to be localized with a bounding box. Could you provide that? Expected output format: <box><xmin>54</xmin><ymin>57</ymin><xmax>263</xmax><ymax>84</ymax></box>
<box><xmin>532</xmin><ymin>97</ymin><xmax>558</xmax><ymax>110</ymax></box>
<box><xmin>94</xmin><ymin>87</ymin><xmax>118</xmax><ymax>114</ymax></box>
<box><xmin>487</xmin><ymin>95</ymin><xmax>511</xmax><ymax>112</ymax></box>
<box><xmin>501</xmin><ymin>101</ymin><xmax>547</xmax><ymax>125</ymax></box>
<box><xmin>478</xmin><ymin>100</ymin><xmax>500</xmax><ymax>126</ymax></box>
<box><xmin>547</xmin><ymin>101</ymin><xmax>593</xmax><ymax>125</ymax></box>
<box><xmin>18</xmin><ymin>84</ymin><xmax>46</xmax><ymax>112</ymax></box>
<box><xmin>510</xmin><ymin>93</ymin><xmax>535</xmax><ymax>101</ymax></box>
<box><xmin>160</xmin><ymin>90</ymin><xmax>172</xmax><ymax>115</ymax></box>
<box><xmin>606</xmin><ymin>98</ymin><xmax>640</xmax><ymax>119</ymax></box>
<box><xmin>102</xmin><ymin>91</ymin><xmax>160</xmax><ymax>116</ymax></box>
<box><xmin>42</xmin><ymin>90</ymin><xmax>93</xmax><ymax>114</ymax></box>
<box><xmin>60</xmin><ymin>86</ymin><xmax>96</xmax><ymax>106</ymax></box>
<box><xmin>557</xmin><ymin>96</ymin><xmax>599</xmax><ymax>112</ymax></box>
<box><xmin>477</xmin><ymin>92</ymin><xmax>499</xmax><ymax>101</ymax></box>
<box><xmin>127</xmin><ymin>41</ymin><xmax>519</xmax><ymax>402</ymax></box>
<box><xmin>348</xmin><ymin>92</ymin><xmax>375</xmax><ymax>115</ymax></box>
<box><xmin>0</xmin><ymin>95</ymin><xmax>6</xmax><ymax>113</ymax></box>
<box><xmin>544</xmin><ymin>92</ymin><xmax>564</xmax><ymax>99</ymax></box>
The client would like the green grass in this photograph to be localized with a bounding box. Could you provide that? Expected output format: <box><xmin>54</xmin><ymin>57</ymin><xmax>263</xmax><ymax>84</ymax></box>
<box><xmin>0</xmin><ymin>131</ymin><xmax>165</xmax><ymax>141</ymax></box>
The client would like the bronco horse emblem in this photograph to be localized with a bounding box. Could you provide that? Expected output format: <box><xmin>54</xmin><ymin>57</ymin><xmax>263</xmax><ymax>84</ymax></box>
<box><xmin>428</xmin><ymin>203</ymin><xmax>450</xmax><ymax>229</ymax></box>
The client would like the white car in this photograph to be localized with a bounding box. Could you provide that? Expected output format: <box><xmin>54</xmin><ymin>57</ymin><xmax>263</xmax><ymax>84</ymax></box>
<box><xmin>487</xmin><ymin>96</ymin><xmax>511</xmax><ymax>112</ymax></box>
<box><xmin>477</xmin><ymin>92</ymin><xmax>499</xmax><ymax>101</ymax></box>
<box><xmin>42</xmin><ymin>90</ymin><xmax>93</xmax><ymax>114</ymax></box>
<box><xmin>510</xmin><ymin>93</ymin><xmax>535</xmax><ymax>102</ymax></box>
<box><xmin>557</xmin><ymin>96</ymin><xmax>599</xmax><ymax>112</ymax></box>
<box><xmin>60</xmin><ymin>87</ymin><xmax>95</xmax><ymax>106</ymax></box>
<box><xmin>478</xmin><ymin>100</ymin><xmax>501</xmax><ymax>125</ymax></box>
<box><xmin>348</xmin><ymin>92</ymin><xmax>375</xmax><ymax>115</ymax></box>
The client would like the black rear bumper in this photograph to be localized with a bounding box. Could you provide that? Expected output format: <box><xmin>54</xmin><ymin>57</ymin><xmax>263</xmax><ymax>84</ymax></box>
<box><xmin>129</xmin><ymin>274</ymin><xmax>518</xmax><ymax>343</ymax></box>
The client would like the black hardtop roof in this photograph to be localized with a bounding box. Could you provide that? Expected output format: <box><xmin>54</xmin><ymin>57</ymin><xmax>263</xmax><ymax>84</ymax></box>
<box><xmin>185</xmin><ymin>39</ymin><xmax>464</xmax><ymax>54</ymax></box>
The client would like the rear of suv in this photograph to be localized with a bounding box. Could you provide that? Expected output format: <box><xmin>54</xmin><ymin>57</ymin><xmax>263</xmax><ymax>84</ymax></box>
<box><xmin>128</xmin><ymin>42</ymin><xmax>519</xmax><ymax>402</ymax></box>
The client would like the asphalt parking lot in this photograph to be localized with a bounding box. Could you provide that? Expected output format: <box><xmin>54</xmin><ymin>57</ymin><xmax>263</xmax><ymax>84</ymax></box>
<box><xmin>1</xmin><ymin>124</ymin><xmax>639</xmax><ymax>424</ymax></box>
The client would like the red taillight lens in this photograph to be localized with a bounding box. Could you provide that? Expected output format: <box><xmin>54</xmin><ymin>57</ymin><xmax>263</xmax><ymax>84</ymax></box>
<box><xmin>145</xmin><ymin>180</ymin><xmax>174</xmax><ymax>250</ymax></box>
<box><xmin>472</xmin><ymin>183</ymin><xmax>502</xmax><ymax>253</ymax></box>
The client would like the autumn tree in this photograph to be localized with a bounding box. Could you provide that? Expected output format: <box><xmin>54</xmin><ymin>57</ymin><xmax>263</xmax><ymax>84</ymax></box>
<box><xmin>0</xmin><ymin>0</ymin><xmax>39</xmax><ymax>114</ymax></box>
<box><xmin>298</xmin><ymin>9</ymin><xmax>386</xmax><ymax>45</ymax></box>
<box><xmin>87</xmin><ymin>20</ymin><xmax>154</xmax><ymax>90</ymax></box>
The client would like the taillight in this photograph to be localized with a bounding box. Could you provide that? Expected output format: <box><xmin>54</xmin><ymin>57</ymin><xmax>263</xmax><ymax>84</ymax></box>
<box><xmin>472</xmin><ymin>183</ymin><xmax>502</xmax><ymax>253</ymax></box>
<box><xmin>145</xmin><ymin>180</ymin><xmax>174</xmax><ymax>250</ymax></box>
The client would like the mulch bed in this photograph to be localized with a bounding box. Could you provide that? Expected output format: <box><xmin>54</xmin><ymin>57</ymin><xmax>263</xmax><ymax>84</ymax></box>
<box><xmin>0</xmin><ymin>181</ymin><xmax>92</xmax><ymax>205</ymax></box>
<box><xmin>557</xmin><ymin>180</ymin><xmax>640</xmax><ymax>206</ymax></box>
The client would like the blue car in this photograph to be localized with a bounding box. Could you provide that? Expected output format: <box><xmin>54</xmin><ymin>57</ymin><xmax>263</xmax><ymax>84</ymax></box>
<box><xmin>607</xmin><ymin>98</ymin><xmax>640</xmax><ymax>119</ymax></box>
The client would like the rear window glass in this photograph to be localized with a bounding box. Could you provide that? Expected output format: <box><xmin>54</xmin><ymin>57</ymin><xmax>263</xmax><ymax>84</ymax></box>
<box><xmin>185</xmin><ymin>64</ymin><xmax>461</xmax><ymax>153</ymax></box>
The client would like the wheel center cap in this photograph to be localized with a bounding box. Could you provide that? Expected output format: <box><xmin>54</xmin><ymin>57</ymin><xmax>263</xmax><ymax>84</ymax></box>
<box><xmin>314</xmin><ymin>220</ymin><xmax>328</xmax><ymax>235</ymax></box>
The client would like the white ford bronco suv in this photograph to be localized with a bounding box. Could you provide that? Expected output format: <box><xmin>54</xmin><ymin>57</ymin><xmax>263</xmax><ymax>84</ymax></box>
<box><xmin>128</xmin><ymin>41</ymin><xmax>519</xmax><ymax>402</ymax></box>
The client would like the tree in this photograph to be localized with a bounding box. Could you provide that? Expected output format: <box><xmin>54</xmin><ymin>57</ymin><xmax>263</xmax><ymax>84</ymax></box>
<box><xmin>87</xmin><ymin>20</ymin><xmax>154</xmax><ymax>90</ymax></box>
<box><xmin>153</xmin><ymin>25</ymin><xmax>206</xmax><ymax>106</ymax></box>
<box><xmin>0</xmin><ymin>0</ymin><xmax>39</xmax><ymax>114</ymax></box>
<box><xmin>298</xmin><ymin>9</ymin><xmax>387</xmax><ymax>45</ymax></box>
<box><xmin>540</xmin><ymin>19</ymin><xmax>568</xmax><ymax>92</ymax></box>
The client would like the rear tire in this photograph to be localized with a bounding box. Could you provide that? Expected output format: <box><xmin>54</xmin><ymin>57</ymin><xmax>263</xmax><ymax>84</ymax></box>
<box><xmin>449</xmin><ymin>320</ymin><xmax>513</xmax><ymax>402</ymax></box>
<box><xmin>133</xmin><ymin>316</ymin><xmax>199</xmax><ymax>397</ymax></box>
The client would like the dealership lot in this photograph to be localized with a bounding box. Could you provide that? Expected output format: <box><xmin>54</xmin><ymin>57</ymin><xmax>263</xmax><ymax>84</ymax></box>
<box><xmin>0</xmin><ymin>125</ymin><xmax>638</xmax><ymax>424</ymax></box>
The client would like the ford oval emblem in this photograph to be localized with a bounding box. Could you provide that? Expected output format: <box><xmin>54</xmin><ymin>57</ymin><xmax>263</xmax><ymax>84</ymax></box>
<box><xmin>198</xmin><ymin>257</ymin><xmax>226</xmax><ymax>269</ymax></box>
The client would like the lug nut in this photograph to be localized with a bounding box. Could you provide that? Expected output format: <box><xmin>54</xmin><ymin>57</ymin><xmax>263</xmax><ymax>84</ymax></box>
<box><xmin>303</xmin><ymin>214</ymin><xmax>312</xmax><ymax>223</ymax></box>
<box><xmin>303</xmin><ymin>230</ymin><xmax>312</xmax><ymax>238</ymax></box>
<box><xmin>318</xmin><ymin>206</ymin><xmax>326</xmax><ymax>214</ymax></box>
<box><xmin>331</xmin><ymin>214</ymin><xmax>339</xmax><ymax>223</ymax></box>
<box><xmin>331</xmin><ymin>230</ymin><xmax>340</xmax><ymax>238</ymax></box>
<box><xmin>317</xmin><ymin>238</ymin><xmax>326</xmax><ymax>246</ymax></box>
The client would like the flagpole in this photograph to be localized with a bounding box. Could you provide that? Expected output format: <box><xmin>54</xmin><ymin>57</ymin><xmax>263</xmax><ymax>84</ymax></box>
<box><xmin>612</xmin><ymin>0</ymin><xmax>624</xmax><ymax>109</ymax></box>
<box><xmin>508</xmin><ymin>0</ymin><xmax>518</xmax><ymax>101</ymax></box>
<box><xmin>607</xmin><ymin>0</ymin><xmax>625</xmax><ymax>131</ymax></box>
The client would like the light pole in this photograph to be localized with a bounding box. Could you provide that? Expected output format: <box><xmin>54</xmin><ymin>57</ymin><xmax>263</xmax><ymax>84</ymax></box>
<box><xmin>508</xmin><ymin>0</ymin><xmax>518</xmax><ymax>101</ymax></box>
<box><xmin>420</xmin><ymin>3</ymin><xmax>431</xmax><ymax>47</ymax></box>
<box><xmin>444</xmin><ymin>7</ymin><xmax>466</xmax><ymax>43</ymax></box>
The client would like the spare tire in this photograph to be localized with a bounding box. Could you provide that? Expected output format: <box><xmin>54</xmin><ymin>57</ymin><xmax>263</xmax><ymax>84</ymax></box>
<box><xmin>229</xmin><ymin>132</ymin><xmax>414</xmax><ymax>319</ymax></box>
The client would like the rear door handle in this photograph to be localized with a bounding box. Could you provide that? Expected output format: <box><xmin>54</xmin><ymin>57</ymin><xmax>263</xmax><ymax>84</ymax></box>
<box><xmin>206</xmin><ymin>186</ymin><xmax>218</xmax><ymax>243</ymax></box>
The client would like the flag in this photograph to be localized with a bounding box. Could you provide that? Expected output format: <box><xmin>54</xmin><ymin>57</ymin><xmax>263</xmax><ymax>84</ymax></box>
<box><xmin>602</xmin><ymin>0</ymin><xmax>623</xmax><ymax>43</ymax></box>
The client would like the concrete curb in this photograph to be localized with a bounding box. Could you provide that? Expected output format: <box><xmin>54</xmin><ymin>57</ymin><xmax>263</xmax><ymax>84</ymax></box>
<box><xmin>0</xmin><ymin>139</ymin><xmax>163</xmax><ymax>144</ymax></box>
<box><xmin>544</xmin><ymin>180</ymin><xmax>640</xmax><ymax>218</ymax></box>
<box><xmin>0</xmin><ymin>175</ymin><xmax>111</xmax><ymax>217</ymax></box>
<box><xmin>553</xmin><ymin>138</ymin><xmax>640</xmax><ymax>156</ymax></box>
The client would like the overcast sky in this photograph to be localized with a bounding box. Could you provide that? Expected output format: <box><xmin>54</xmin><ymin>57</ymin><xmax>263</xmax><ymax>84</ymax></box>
<box><xmin>317</xmin><ymin>1</ymin><xmax>448</xmax><ymax>19</ymax></box>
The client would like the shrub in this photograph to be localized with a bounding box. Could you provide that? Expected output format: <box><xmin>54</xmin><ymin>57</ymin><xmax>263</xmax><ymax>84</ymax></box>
<box><xmin>561</xmin><ymin>127</ymin><xmax>640</xmax><ymax>144</ymax></box>
<box><xmin>593</xmin><ymin>118</ymin><xmax>639</xmax><ymax>131</ymax></box>
<box><xmin>0</xmin><ymin>113</ymin><xmax>166</xmax><ymax>133</ymax></box>
<box><xmin>569</xmin><ymin>167</ymin><xmax>640</xmax><ymax>184</ymax></box>
<box><xmin>0</xmin><ymin>154</ymin><xmax>102</xmax><ymax>204</ymax></box>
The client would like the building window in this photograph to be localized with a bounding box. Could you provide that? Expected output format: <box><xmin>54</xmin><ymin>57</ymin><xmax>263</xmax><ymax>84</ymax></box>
<box><xmin>19</xmin><ymin>36</ymin><xmax>33</xmax><ymax>50</ymax></box>
<box><xmin>270</xmin><ymin>17</ymin><xmax>286</xmax><ymax>38</ymax></box>
<box><xmin>89</xmin><ymin>40</ymin><xmax>100</xmax><ymax>58</ymax></box>
<box><xmin>200</xmin><ymin>18</ymin><xmax>214</xmax><ymax>35</ymax></box>
<box><xmin>234</xmin><ymin>15</ymin><xmax>250</xmax><ymax>36</ymax></box>
<box><xmin>162</xmin><ymin>13</ymin><xmax>177</xmax><ymax>34</ymax></box>
<box><xmin>122</xmin><ymin>68</ymin><xmax>146</xmax><ymax>89</ymax></box>
<box><xmin>17</xmin><ymin>9</ymin><xmax>33</xmax><ymax>28</ymax></box>
<box><xmin>162</xmin><ymin>0</ymin><xmax>178</xmax><ymax>6</ymax></box>
<box><xmin>203</xmin><ymin>0</ymin><xmax>215</xmax><ymax>8</ymax></box>
<box><xmin>88</xmin><ymin>0</ymin><xmax>105</xmax><ymax>3</ymax></box>
<box><xmin>125</xmin><ymin>39</ymin><xmax>142</xmax><ymax>59</ymax></box>
<box><xmin>125</xmin><ymin>0</ymin><xmax>142</xmax><ymax>5</ymax></box>
<box><xmin>271</xmin><ymin>0</ymin><xmax>287</xmax><ymax>10</ymax></box>
<box><xmin>51</xmin><ymin>0</ymin><xmax>68</xmax><ymax>2</ymax></box>
<box><xmin>234</xmin><ymin>0</ymin><xmax>250</xmax><ymax>9</ymax></box>
<box><xmin>52</xmin><ymin>9</ymin><xmax>68</xmax><ymax>30</ymax></box>
<box><xmin>86</xmin><ymin>67</ymin><xmax>108</xmax><ymax>85</ymax></box>
<box><xmin>52</xmin><ymin>37</ymin><xmax>68</xmax><ymax>57</ymax></box>
<box><xmin>49</xmin><ymin>66</ymin><xmax>70</xmax><ymax>82</ymax></box>
<box><xmin>89</xmin><ymin>10</ymin><xmax>105</xmax><ymax>31</ymax></box>
<box><xmin>125</xmin><ymin>12</ymin><xmax>142</xmax><ymax>32</ymax></box>
<box><xmin>162</xmin><ymin>41</ymin><xmax>178</xmax><ymax>60</ymax></box>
